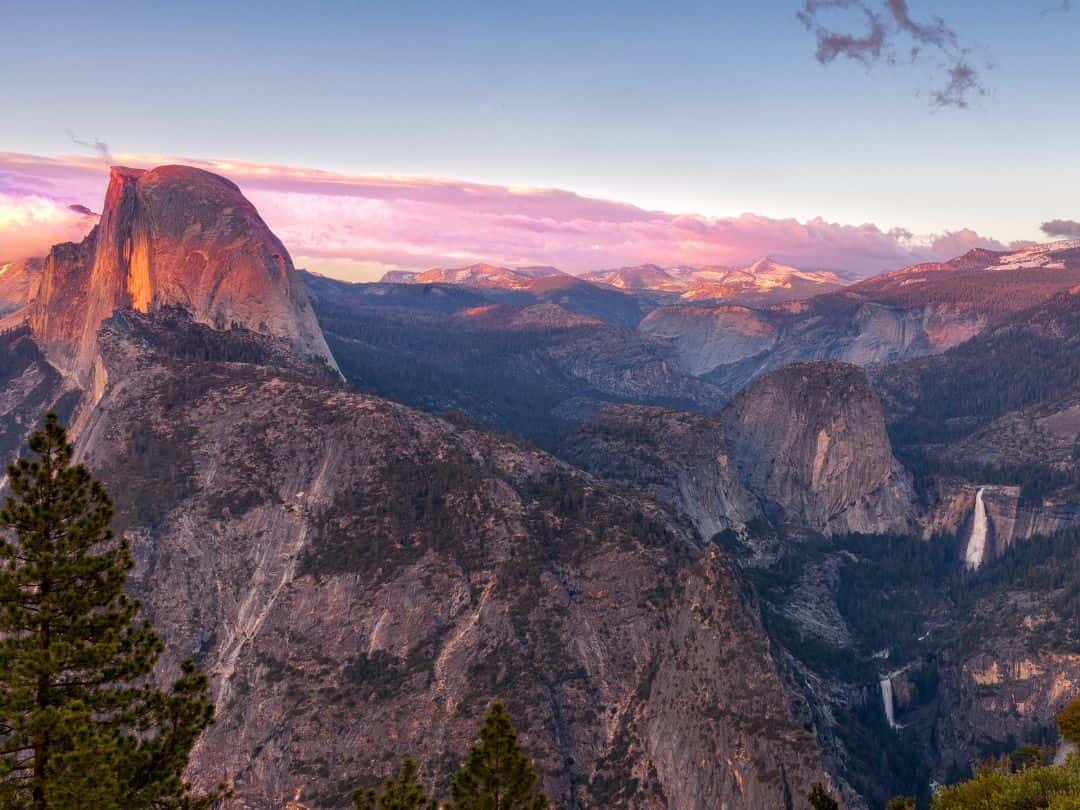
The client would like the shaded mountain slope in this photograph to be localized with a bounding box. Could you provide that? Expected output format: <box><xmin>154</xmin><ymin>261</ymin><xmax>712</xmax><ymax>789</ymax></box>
<box><xmin>306</xmin><ymin>277</ymin><xmax>725</xmax><ymax>446</ymax></box>
<box><xmin>71</xmin><ymin>308</ymin><xmax>830</xmax><ymax>810</ymax></box>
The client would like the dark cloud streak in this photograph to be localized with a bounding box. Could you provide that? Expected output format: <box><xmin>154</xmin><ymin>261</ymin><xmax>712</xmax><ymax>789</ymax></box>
<box><xmin>798</xmin><ymin>0</ymin><xmax>988</xmax><ymax>108</ymax></box>
<box><xmin>65</xmin><ymin>130</ymin><xmax>112</xmax><ymax>161</ymax></box>
<box><xmin>1041</xmin><ymin>219</ymin><xmax>1080</xmax><ymax>239</ymax></box>
<box><xmin>1042</xmin><ymin>1</ymin><xmax>1071</xmax><ymax>15</ymax></box>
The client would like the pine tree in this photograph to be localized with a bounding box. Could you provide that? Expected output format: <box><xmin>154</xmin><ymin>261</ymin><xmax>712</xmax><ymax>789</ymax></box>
<box><xmin>807</xmin><ymin>782</ymin><xmax>840</xmax><ymax>810</ymax></box>
<box><xmin>1059</xmin><ymin>695</ymin><xmax>1080</xmax><ymax>746</ymax></box>
<box><xmin>353</xmin><ymin>757</ymin><xmax>436</xmax><ymax>810</ymax></box>
<box><xmin>448</xmin><ymin>701</ymin><xmax>548</xmax><ymax>810</ymax></box>
<box><xmin>0</xmin><ymin>414</ymin><xmax>221</xmax><ymax>809</ymax></box>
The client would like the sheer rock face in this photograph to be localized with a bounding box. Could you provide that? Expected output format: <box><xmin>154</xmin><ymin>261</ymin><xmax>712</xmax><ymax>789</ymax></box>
<box><xmin>921</xmin><ymin>482</ymin><xmax>1080</xmax><ymax>560</ymax></box>
<box><xmin>937</xmin><ymin>651</ymin><xmax>1080</xmax><ymax>776</ymax></box>
<box><xmin>693</xmin><ymin>301</ymin><xmax>985</xmax><ymax>395</ymax></box>
<box><xmin>28</xmin><ymin>165</ymin><xmax>337</xmax><ymax>385</ymax></box>
<box><xmin>725</xmin><ymin>362</ymin><xmax>914</xmax><ymax>536</ymax></box>
<box><xmin>639</xmin><ymin>305</ymin><xmax>779</xmax><ymax>376</ymax></box>
<box><xmin>25</xmin><ymin>232</ymin><xmax>99</xmax><ymax>370</ymax></box>
<box><xmin>71</xmin><ymin>311</ymin><xmax>830</xmax><ymax>810</ymax></box>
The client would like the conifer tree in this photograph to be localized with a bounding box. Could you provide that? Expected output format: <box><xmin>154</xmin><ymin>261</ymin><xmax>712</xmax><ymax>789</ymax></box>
<box><xmin>0</xmin><ymin>414</ymin><xmax>220</xmax><ymax>809</ymax></box>
<box><xmin>807</xmin><ymin>782</ymin><xmax>840</xmax><ymax>810</ymax></box>
<box><xmin>353</xmin><ymin>757</ymin><xmax>436</xmax><ymax>810</ymax></box>
<box><xmin>1059</xmin><ymin>695</ymin><xmax>1080</xmax><ymax>747</ymax></box>
<box><xmin>448</xmin><ymin>701</ymin><xmax>548</xmax><ymax>810</ymax></box>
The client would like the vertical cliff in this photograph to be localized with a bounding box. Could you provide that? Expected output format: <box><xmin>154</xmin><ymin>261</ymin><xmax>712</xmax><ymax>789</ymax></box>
<box><xmin>27</xmin><ymin>165</ymin><xmax>337</xmax><ymax>386</ymax></box>
<box><xmin>726</xmin><ymin>362</ymin><xmax>915</xmax><ymax>536</ymax></box>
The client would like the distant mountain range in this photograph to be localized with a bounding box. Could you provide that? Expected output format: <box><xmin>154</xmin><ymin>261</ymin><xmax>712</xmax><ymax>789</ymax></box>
<box><xmin>378</xmin><ymin>257</ymin><xmax>844</xmax><ymax>305</ymax></box>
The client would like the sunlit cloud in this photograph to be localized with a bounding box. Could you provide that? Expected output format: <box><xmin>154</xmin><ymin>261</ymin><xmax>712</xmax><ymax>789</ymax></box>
<box><xmin>0</xmin><ymin>192</ymin><xmax>97</xmax><ymax>261</ymax></box>
<box><xmin>0</xmin><ymin>150</ymin><xmax>1020</xmax><ymax>280</ymax></box>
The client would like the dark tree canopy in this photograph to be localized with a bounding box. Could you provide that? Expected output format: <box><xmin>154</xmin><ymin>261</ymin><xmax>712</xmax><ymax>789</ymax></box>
<box><xmin>0</xmin><ymin>413</ymin><xmax>220</xmax><ymax>809</ymax></box>
<box><xmin>1059</xmin><ymin>696</ymin><xmax>1080</xmax><ymax>747</ymax></box>
<box><xmin>448</xmin><ymin>702</ymin><xmax>548</xmax><ymax>810</ymax></box>
<box><xmin>807</xmin><ymin>782</ymin><xmax>840</xmax><ymax>810</ymax></box>
<box><xmin>353</xmin><ymin>757</ymin><xmax>436</xmax><ymax>810</ymax></box>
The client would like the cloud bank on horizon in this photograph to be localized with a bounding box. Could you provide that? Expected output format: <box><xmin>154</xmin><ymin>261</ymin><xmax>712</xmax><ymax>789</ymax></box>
<box><xmin>0</xmin><ymin>151</ymin><xmax>1039</xmax><ymax>282</ymax></box>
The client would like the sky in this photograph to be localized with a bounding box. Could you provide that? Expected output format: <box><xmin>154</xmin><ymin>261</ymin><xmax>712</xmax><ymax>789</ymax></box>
<box><xmin>1</xmin><ymin>1</ymin><xmax>1077</xmax><ymax>280</ymax></box>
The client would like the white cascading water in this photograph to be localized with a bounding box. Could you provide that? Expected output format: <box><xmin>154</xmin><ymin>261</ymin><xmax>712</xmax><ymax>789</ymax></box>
<box><xmin>880</xmin><ymin>676</ymin><xmax>900</xmax><ymax>731</ymax></box>
<box><xmin>964</xmin><ymin>487</ymin><xmax>989</xmax><ymax>570</ymax></box>
<box><xmin>1055</xmin><ymin>741</ymin><xmax>1078</xmax><ymax>766</ymax></box>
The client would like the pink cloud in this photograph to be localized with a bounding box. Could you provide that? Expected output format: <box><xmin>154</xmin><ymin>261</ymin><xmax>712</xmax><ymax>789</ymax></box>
<box><xmin>0</xmin><ymin>192</ymin><xmax>97</xmax><ymax>261</ymax></box>
<box><xmin>0</xmin><ymin>150</ymin><xmax>1015</xmax><ymax>280</ymax></box>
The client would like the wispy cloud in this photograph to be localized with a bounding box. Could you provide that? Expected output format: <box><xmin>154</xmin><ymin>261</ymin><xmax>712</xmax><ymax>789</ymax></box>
<box><xmin>65</xmin><ymin>129</ymin><xmax>112</xmax><ymax>161</ymax></box>
<box><xmin>798</xmin><ymin>0</ymin><xmax>989</xmax><ymax>108</ymax></box>
<box><xmin>0</xmin><ymin>150</ymin><xmax>1018</xmax><ymax>279</ymax></box>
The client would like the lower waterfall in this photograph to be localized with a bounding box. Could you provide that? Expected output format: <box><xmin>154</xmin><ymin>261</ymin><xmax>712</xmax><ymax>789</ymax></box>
<box><xmin>880</xmin><ymin>676</ymin><xmax>900</xmax><ymax>731</ymax></box>
<box><xmin>964</xmin><ymin>487</ymin><xmax>989</xmax><ymax>570</ymax></box>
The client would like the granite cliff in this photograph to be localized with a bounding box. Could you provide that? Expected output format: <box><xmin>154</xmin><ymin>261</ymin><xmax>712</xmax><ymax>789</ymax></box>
<box><xmin>25</xmin><ymin>165</ymin><xmax>336</xmax><ymax>387</ymax></box>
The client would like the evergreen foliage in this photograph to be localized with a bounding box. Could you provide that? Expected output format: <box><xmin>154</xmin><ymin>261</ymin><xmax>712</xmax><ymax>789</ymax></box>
<box><xmin>886</xmin><ymin>797</ymin><xmax>916</xmax><ymax>810</ymax></box>
<box><xmin>930</xmin><ymin>753</ymin><xmax>1080</xmax><ymax>809</ymax></box>
<box><xmin>353</xmin><ymin>757</ymin><xmax>435</xmax><ymax>810</ymax></box>
<box><xmin>1060</xmin><ymin>697</ymin><xmax>1080</xmax><ymax>747</ymax></box>
<box><xmin>448</xmin><ymin>702</ymin><xmax>548</xmax><ymax>810</ymax></box>
<box><xmin>807</xmin><ymin>782</ymin><xmax>840</xmax><ymax>810</ymax></box>
<box><xmin>0</xmin><ymin>414</ymin><xmax>220</xmax><ymax>809</ymax></box>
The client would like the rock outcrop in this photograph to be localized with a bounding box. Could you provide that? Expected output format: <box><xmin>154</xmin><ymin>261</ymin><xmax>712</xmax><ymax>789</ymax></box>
<box><xmin>0</xmin><ymin>326</ymin><xmax>78</xmax><ymax>463</ymax></box>
<box><xmin>28</xmin><ymin>165</ymin><xmax>337</xmax><ymax>385</ymax></box>
<box><xmin>726</xmin><ymin>362</ymin><xmax>914</xmax><ymax>535</ymax></box>
<box><xmin>559</xmin><ymin>405</ymin><xmax>761</xmax><ymax>543</ymax></box>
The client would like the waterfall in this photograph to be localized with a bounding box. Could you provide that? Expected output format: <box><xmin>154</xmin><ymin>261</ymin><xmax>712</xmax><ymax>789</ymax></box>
<box><xmin>964</xmin><ymin>487</ymin><xmax>989</xmax><ymax>570</ymax></box>
<box><xmin>1055</xmin><ymin>740</ymin><xmax>1078</xmax><ymax>766</ymax></box>
<box><xmin>880</xmin><ymin>676</ymin><xmax>900</xmax><ymax>731</ymax></box>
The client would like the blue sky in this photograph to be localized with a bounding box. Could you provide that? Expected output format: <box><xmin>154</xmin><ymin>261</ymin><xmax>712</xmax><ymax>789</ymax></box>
<box><xmin>2</xmin><ymin>1</ymin><xmax>1077</xmax><ymax>245</ymax></box>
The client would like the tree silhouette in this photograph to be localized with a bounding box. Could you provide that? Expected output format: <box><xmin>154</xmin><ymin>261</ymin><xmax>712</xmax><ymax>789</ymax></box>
<box><xmin>448</xmin><ymin>702</ymin><xmax>548</xmax><ymax>810</ymax></box>
<box><xmin>0</xmin><ymin>414</ymin><xmax>221</xmax><ymax>809</ymax></box>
